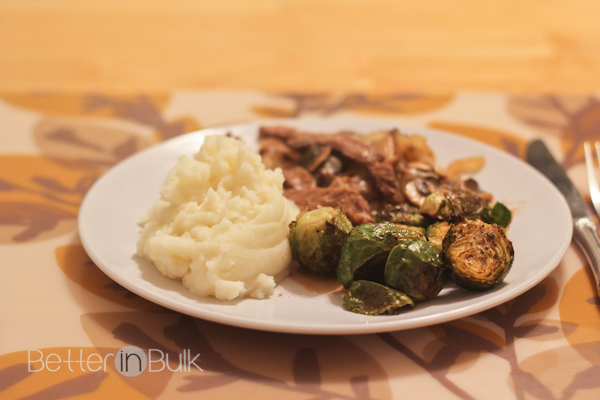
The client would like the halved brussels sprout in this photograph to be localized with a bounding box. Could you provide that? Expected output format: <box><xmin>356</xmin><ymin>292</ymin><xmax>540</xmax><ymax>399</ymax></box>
<box><xmin>396</xmin><ymin>224</ymin><xmax>427</xmax><ymax>237</ymax></box>
<box><xmin>420</xmin><ymin>189</ymin><xmax>489</xmax><ymax>221</ymax></box>
<box><xmin>385</xmin><ymin>240</ymin><xmax>446</xmax><ymax>302</ymax></box>
<box><xmin>343</xmin><ymin>280</ymin><xmax>415</xmax><ymax>315</ymax></box>
<box><xmin>426</xmin><ymin>221</ymin><xmax>451</xmax><ymax>252</ymax></box>
<box><xmin>443</xmin><ymin>219</ymin><xmax>514</xmax><ymax>291</ymax></box>
<box><xmin>289</xmin><ymin>207</ymin><xmax>353</xmax><ymax>275</ymax></box>
<box><xmin>337</xmin><ymin>222</ymin><xmax>425</xmax><ymax>288</ymax></box>
<box><xmin>375</xmin><ymin>204</ymin><xmax>429</xmax><ymax>227</ymax></box>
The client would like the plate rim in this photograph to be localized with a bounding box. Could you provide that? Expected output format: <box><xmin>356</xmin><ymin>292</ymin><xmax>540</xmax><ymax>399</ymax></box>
<box><xmin>79</xmin><ymin>117</ymin><xmax>573</xmax><ymax>335</ymax></box>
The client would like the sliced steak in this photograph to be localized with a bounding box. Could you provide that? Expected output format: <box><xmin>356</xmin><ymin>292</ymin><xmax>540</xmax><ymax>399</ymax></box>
<box><xmin>260</xmin><ymin>126</ymin><xmax>404</xmax><ymax>204</ymax></box>
<box><xmin>284</xmin><ymin>176</ymin><xmax>374</xmax><ymax>225</ymax></box>
<box><xmin>283</xmin><ymin>166</ymin><xmax>316</xmax><ymax>191</ymax></box>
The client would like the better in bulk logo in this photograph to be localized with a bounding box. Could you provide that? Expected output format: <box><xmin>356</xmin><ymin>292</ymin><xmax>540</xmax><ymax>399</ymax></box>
<box><xmin>28</xmin><ymin>346</ymin><xmax>203</xmax><ymax>376</ymax></box>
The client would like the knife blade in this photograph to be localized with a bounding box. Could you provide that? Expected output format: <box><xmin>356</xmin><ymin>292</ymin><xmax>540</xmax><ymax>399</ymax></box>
<box><xmin>526</xmin><ymin>140</ymin><xmax>589</xmax><ymax>219</ymax></box>
<box><xmin>526</xmin><ymin>139</ymin><xmax>600</xmax><ymax>296</ymax></box>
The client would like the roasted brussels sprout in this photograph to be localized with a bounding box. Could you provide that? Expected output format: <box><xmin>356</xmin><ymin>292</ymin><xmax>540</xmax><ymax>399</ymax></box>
<box><xmin>375</xmin><ymin>204</ymin><xmax>429</xmax><ymax>227</ymax></box>
<box><xmin>443</xmin><ymin>219</ymin><xmax>514</xmax><ymax>291</ymax></box>
<box><xmin>426</xmin><ymin>221</ymin><xmax>451</xmax><ymax>252</ymax></box>
<box><xmin>343</xmin><ymin>280</ymin><xmax>415</xmax><ymax>315</ymax></box>
<box><xmin>397</xmin><ymin>224</ymin><xmax>427</xmax><ymax>237</ymax></box>
<box><xmin>385</xmin><ymin>240</ymin><xmax>446</xmax><ymax>302</ymax></box>
<box><xmin>420</xmin><ymin>189</ymin><xmax>489</xmax><ymax>221</ymax></box>
<box><xmin>289</xmin><ymin>207</ymin><xmax>353</xmax><ymax>275</ymax></box>
<box><xmin>337</xmin><ymin>222</ymin><xmax>426</xmax><ymax>288</ymax></box>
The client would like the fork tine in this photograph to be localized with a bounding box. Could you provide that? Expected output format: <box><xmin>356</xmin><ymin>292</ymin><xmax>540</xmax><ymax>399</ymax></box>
<box><xmin>585</xmin><ymin>141</ymin><xmax>600</xmax><ymax>216</ymax></box>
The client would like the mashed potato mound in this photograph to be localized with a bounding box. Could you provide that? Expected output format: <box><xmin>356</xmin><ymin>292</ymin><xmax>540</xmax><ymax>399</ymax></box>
<box><xmin>137</xmin><ymin>135</ymin><xmax>299</xmax><ymax>300</ymax></box>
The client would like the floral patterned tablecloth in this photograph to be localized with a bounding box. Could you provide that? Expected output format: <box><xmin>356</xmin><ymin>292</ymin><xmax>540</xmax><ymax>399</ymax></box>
<box><xmin>1</xmin><ymin>91</ymin><xmax>599</xmax><ymax>400</ymax></box>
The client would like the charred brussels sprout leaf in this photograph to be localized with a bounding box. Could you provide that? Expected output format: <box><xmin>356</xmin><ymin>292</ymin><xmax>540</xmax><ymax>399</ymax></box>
<box><xmin>443</xmin><ymin>219</ymin><xmax>514</xmax><ymax>291</ymax></box>
<box><xmin>375</xmin><ymin>204</ymin><xmax>429</xmax><ymax>227</ymax></box>
<box><xmin>420</xmin><ymin>189</ymin><xmax>489</xmax><ymax>221</ymax></box>
<box><xmin>488</xmin><ymin>202</ymin><xmax>512</xmax><ymax>229</ymax></box>
<box><xmin>426</xmin><ymin>221</ymin><xmax>451</xmax><ymax>252</ymax></box>
<box><xmin>289</xmin><ymin>207</ymin><xmax>353</xmax><ymax>275</ymax></box>
<box><xmin>385</xmin><ymin>240</ymin><xmax>446</xmax><ymax>302</ymax></box>
<box><xmin>337</xmin><ymin>222</ymin><xmax>425</xmax><ymax>288</ymax></box>
<box><xmin>396</xmin><ymin>224</ymin><xmax>427</xmax><ymax>237</ymax></box>
<box><xmin>343</xmin><ymin>280</ymin><xmax>415</xmax><ymax>315</ymax></box>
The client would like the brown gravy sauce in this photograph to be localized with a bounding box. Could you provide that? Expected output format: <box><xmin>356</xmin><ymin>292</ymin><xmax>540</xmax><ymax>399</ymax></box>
<box><xmin>289</xmin><ymin>266</ymin><xmax>345</xmax><ymax>295</ymax></box>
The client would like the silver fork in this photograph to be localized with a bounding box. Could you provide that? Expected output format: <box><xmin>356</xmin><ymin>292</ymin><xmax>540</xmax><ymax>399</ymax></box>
<box><xmin>584</xmin><ymin>141</ymin><xmax>600</xmax><ymax>217</ymax></box>
<box><xmin>580</xmin><ymin>141</ymin><xmax>600</xmax><ymax>297</ymax></box>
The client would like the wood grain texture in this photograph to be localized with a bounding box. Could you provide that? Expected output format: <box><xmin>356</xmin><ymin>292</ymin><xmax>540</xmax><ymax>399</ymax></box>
<box><xmin>1</xmin><ymin>0</ymin><xmax>599</xmax><ymax>92</ymax></box>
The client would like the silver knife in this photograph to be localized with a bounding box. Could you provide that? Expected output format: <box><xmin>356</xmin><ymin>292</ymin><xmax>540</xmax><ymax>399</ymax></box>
<box><xmin>527</xmin><ymin>139</ymin><xmax>600</xmax><ymax>296</ymax></box>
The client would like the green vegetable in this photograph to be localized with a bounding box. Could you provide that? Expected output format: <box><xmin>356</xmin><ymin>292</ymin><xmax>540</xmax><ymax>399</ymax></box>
<box><xmin>343</xmin><ymin>280</ymin><xmax>415</xmax><ymax>315</ymax></box>
<box><xmin>289</xmin><ymin>207</ymin><xmax>353</xmax><ymax>276</ymax></box>
<box><xmin>375</xmin><ymin>204</ymin><xmax>429</xmax><ymax>227</ymax></box>
<box><xmin>337</xmin><ymin>222</ymin><xmax>425</xmax><ymax>288</ymax></box>
<box><xmin>443</xmin><ymin>219</ymin><xmax>514</xmax><ymax>291</ymax></box>
<box><xmin>420</xmin><ymin>189</ymin><xmax>489</xmax><ymax>221</ymax></box>
<box><xmin>396</xmin><ymin>224</ymin><xmax>427</xmax><ymax>237</ymax></box>
<box><xmin>385</xmin><ymin>240</ymin><xmax>446</xmax><ymax>302</ymax></box>
<box><xmin>425</xmin><ymin>221</ymin><xmax>451</xmax><ymax>252</ymax></box>
<box><xmin>487</xmin><ymin>201</ymin><xmax>512</xmax><ymax>228</ymax></box>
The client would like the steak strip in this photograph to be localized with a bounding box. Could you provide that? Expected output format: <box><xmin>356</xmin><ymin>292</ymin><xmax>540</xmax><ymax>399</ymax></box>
<box><xmin>284</xmin><ymin>176</ymin><xmax>374</xmax><ymax>225</ymax></box>
<box><xmin>260</xmin><ymin>126</ymin><xmax>404</xmax><ymax>205</ymax></box>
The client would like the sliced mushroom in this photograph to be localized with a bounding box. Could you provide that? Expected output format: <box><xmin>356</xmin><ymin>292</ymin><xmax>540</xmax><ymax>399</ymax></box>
<box><xmin>397</xmin><ymin>161</ymin><xmax>444</xmax><ymax>206</ymax></box>
<box><xmin>400</xmin><ymin>161</ymin><xmax>439</xmax><ymax>178</ymax></box>
<box><xmin>299</xmin><ymin>144</ymin><xmax>332</xmax><ymax>172</ymax></box>
<box><xmin>404</xmin><ymin>178</ymin><xmax>442</xmax><ymax>206</ymax></box>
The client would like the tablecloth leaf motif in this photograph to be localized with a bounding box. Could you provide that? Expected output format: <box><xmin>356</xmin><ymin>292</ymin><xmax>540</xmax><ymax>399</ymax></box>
<box><xmin>55</xmin><ymin>244</ymin><xmax>162</xmax><ymax>311</ymax></box>
<box><xmin>379</xmin><ymin>332</ymin><xmax>477</xmax><ymax>400</ymax></box>
<box><xmin>517</xmin><ymin>341</ymin><xmax>600</xmax><ymax>400</ymax></box>
<box><xmin>33</xmin><ymin>117</ymin><xmax>155</xmax><ymax>170</ymax></box>
<box><xmin>560</xmin><ymin>362</ymin><xmax>600</xmax><ymax>400</ymax></box>
<box><xmin>424</xmin><ymin>341</ymin><xmax>481</xmax><ymax>374</ymax></box>
<box><xmin>439</xmin><ymin>322</ymin><xmax>504</xmax><ymax>353</ymax></box>
<box><xmin>430</xmin><ymin>319</ymin><xmax>506</xmax><ymax>351</ymax></box>
<box><xmin>80</xmin><ymin>311</ymin><xmax>392</xmax><ymax>399</ymax></box>
<box><xmin>0</xmin><ymin>93</ymin><xmax>200</xmax><ymax>244</ymax></box>
<box><xmin>559</xmin><ymin>267</ymin><xmax>600</xmax><ymax>357</ymax></box>
<box><xmin>0</xmin><ymin>155</ymin><xmax>93</xmax><ymax>243</ymax></box>
<box><xmin>18</xmin><ymin>371</ymin><xmax>109</xmax><ymax>400</ymax></box>
<box><xmin>520</xmin><ymin>276</ymin><xmax>560</xmax><ymax>315</ymax></box>
<box><xmin>1</xmin><ymin>93</ymin><xmax>167</xmax><ymax>118</ymax></box>
<box><xmin>428</xmin><ymin>122</ymin><xmax>527</xmax><ymax>159</ymax></box>
<box><xmin>162</xmin><ymin>315</ymin><xmax>387</xmax><ymax>399</ymax></box>
<box><xmin>80</xmin><ymin>93</ymin><xmax>201</xmax><ymax>141</ymax></box>
<box><xmin>512</xmin><ymin>319</ymin><xmax>578</xmax><ymax>341</ymax></box>
<box><xmin>0</xmin><ymin>202</ymin><xmax>76</xmax><ymax>244</ymax></box>
<box><xmin>292</xmin><ymin>347</ymin><xmax>321</xmax><ymax>388</ymax></box>
<box><xmin>82</xmin><ymin>314</ymin><xmax>184</xmax><ymax>398</ymax></box>
<box><xmin>587</xmin><ymin>296</ymin><xmax>600</xmax><ymax>305</ymax></box>
<box><xmin>176</xmin><ymin>374</ymin><xmax>237</xmax><ymax>392</ymax></box>
<box><xmin>0</xmin><ymin>348</ymin><xmax>148</xmax><ymax>400</ymax></box>
<box><xmin>252</xmin><ymin>93</ymin><xmax>454</xmax><ymax>118</ymax></box>
<box><xmin>507</xmin><ymin>95</ymin><xmax>600</xmax><ymax>168</ymax></box>
<box><xmin>1</xmin><ymin>93</ymin><xmax>201</xmax><ymax>143</ymax></box>
<box><xmin>437</xmin><ymin>320</ymin><xmax>556</xmax><ymax>400</ymax></box>
<box><xmin>383</xmin><ymin>278</ymin><xmax>564</xmax><ymax>399</ymax></box>
<box><xmin>349</xmin><ymin>375</ymin><xmax>370</xmax><ymax>400</ymax></box>
<box><xmin>0</xmin><ymin>363</ymin><xmax>32</xmax><ymax>392</ymax></box>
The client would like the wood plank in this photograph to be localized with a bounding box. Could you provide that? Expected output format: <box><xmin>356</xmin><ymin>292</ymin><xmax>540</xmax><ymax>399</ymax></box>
<box><xmin>1</xmin><ymin>0</ymin><xmax>600</xmax><ymax>92</ymax></box>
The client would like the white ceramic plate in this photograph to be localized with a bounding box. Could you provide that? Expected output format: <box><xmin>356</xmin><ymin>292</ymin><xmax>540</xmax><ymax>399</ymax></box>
<box><xmin>79</xmin><ymin>118</ymin><xmax>572</xmax><ymax>335</ymax></box>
